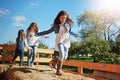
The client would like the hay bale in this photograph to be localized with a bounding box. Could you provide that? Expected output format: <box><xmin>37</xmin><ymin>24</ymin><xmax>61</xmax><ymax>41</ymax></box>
<box><xmin>0</xmin><ymin>64</ymin><xmax>95</xmax><ymax>80</ymax></box>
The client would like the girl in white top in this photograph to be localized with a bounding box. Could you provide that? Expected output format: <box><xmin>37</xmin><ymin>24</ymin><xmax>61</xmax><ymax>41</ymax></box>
<box><xmin>37</xmin><ymin>10</ymin><xmax>79</xmax><ymax>75</ymax></box>
<box><xmin>25</xmin><ymin>22</ymin><xmax>47</xmax><ymax>67</ymax></box>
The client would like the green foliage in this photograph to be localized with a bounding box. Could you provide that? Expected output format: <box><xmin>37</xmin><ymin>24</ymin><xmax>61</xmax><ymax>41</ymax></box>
<box><xmin>83</xmin><ymin>68</ymin><xmax>93</xmax><ymax>75</ymax></box>
<box><xmin>63</xmin><ymin>65</ymin><xmax>77</xmax><ymax>72</ymax></box>
<box><xmin>69</xmin><ymin>56</ymin><xmax>93</xmax><ymax>62</ymax></box>
<box><xmin>71</xmin><ymin>10</ymin><xmax>120</xmax><ymax>64</ymax></box>
<box><xmin>3</xmin><ymin>50</ymin><xmax>15</xmax><ymax>56</ymax></box>
<box><xmin>68</xmin><ymin>41</ymin><xmax>80</xmax><ymax>60</ymax></box>
<box><xmin>114</xmin><ymin>34</ymin><xmax>120</xmax><ymax>55</ymax></box>
<box><xmin>69</xmin><ymin>40</ymin><xmax>118</xmax><ymax>64</ymax></box>
<box><xmin>53</xmin><ymin>51</ymin><xmax>59</xmax><ymax>59</ymax></box>
<box><xmin>38</xmin><ymin>40</ymin><xmax>48</xmax><ymax>49</ymax></box>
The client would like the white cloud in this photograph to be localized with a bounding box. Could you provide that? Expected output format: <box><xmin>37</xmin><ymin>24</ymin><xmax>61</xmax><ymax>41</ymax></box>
<box><xmin>30</xmin><ymin>2</ymin><xmax>39</xmax><ymax>7</ymax></box>
<box><xmin>0</xmin><ymin>8</ymin><xmax>9</xmax><ymax>17</ymax></box>
<box><xmin>13</xmin><ymin>16</ymin><xmax>27</xmax><ymax>27</ymax></box>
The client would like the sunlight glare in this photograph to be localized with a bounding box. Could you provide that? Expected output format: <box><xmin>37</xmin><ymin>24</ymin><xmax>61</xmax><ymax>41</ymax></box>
<box><xmin>96</xmin><ymin>0</ymin><xmax>120</xmax><ymax>11</ymax></box>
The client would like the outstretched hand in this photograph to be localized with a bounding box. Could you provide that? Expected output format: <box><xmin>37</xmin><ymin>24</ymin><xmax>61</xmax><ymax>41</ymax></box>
<box><xmin>44</xmin><ymin>36</ymin><xmax>49</xmax><ymax>38</ymax></box>
<box><xmin>42</xmin><ymin>35</ymin><xmax>49</xmax><ymax>38</ymax></box>
<box><xmin>75</xmin><ymin>34</ymin><xmax>79</xmax><ymax>38</ymax></box>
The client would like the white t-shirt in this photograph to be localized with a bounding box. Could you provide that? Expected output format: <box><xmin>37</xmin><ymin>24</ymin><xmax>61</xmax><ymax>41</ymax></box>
<box><xmin>55</xmin><ymin>24</ymin><xmax>70</xmax><ymax>51</ymax></box>
<box><xmin>26</xmin><ymin>32</ymin><xmax>39</xmax><ymax>47</ymax></box>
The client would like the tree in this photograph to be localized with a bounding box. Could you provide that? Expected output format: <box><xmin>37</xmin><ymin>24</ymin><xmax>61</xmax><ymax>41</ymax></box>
<box><xmin>4</xmin><ymin>40</ymin><xmax>16</xmax><ymax>45</ymax></box>
<box><xmin>99</xmin><ymin>10</ymin><xmax>120</xmax><ymax>41</ymax></box>
<box><xmin>77</xmin><ymin>10</ymin><xmax>120</xmax><ymax>41</ymax></box>
<box><xmin>114</xmin><ymin>33</ymin><xmax>120</xmax><ymax>56</ymax></box>
<box><xmin>76</xmin><ymin>10</ymin><xmax>118</xmax><ymax>64</ymax></box>
<box><xmin>38</xmin><ymin>40</ymin><xmax>48</xmax><ymax>49</ymax></box>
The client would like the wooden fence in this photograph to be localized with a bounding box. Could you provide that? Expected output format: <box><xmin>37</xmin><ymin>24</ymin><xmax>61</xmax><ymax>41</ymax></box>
<box><xmin>62</xmin><ymin>61</ymin><xmax>120</xmax><ymax>80</ymax></box>
<box><xmin>0</xmin><ymin>45</ymin><xmax>54</xmax><ymax>64</ymax></box>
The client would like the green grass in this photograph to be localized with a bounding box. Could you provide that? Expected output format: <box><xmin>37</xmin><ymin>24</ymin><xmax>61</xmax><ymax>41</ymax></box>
<box><xmin>83</xmin><ymin>68</ymin><xmax>93</xmax><ymax>75</ymax></box>
<box><xmin>63</xmin><ymin>65</ymin><xmax>77</xmax><ymax>72</ymax></box>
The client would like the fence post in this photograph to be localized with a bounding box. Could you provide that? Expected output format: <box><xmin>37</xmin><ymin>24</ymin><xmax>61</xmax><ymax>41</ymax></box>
<box><xmin>78</xmin><ymin>66</ymin><xmax>83</xmax><ymax>74</ymax></box>
<box><xmin>49</xmin><ymin>54</ymin><xmax>52</xmax><ymax>59</ymax></box>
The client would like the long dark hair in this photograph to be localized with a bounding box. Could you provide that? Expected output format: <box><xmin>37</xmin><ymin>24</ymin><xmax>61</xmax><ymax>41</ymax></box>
<box><xmin>18</xmin><ymin>29</ymin><xmax>25</xmax><ymax>42</ymax></box>
<box><xmin>53</xmin><ymin>10</ymin><xmax>73</xmax><ymax>28</ymax></box>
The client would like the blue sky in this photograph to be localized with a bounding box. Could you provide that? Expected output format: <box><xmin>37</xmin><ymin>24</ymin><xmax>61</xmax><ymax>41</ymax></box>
<box><xmin>0</xmin><ymin>0</ymin><xmax>120</xmax><ymax>48</ymax></box>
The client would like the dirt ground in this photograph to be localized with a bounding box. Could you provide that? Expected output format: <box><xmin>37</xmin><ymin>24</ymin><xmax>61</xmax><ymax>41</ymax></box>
<box><xmin>0</xmin><ymin>64</ymin><xmax>95</xmax><ymax>80</ymax></box>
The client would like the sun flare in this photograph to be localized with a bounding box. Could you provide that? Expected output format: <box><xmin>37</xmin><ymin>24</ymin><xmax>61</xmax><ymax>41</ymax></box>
<box><xmin>96</xmin><ymin>0</ymin><xmax>120</xmax><ymax>11</ymax></box>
